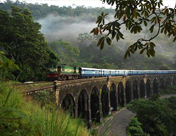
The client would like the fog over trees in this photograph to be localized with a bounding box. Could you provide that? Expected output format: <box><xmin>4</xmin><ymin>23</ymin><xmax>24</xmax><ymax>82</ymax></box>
<box><xmin>0</xmin><ymin>0</ymin><xmax>176</xmax><ymax>82</ymax></box>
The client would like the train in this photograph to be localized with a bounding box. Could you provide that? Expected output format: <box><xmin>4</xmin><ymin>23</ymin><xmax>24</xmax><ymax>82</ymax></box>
<box><xmin>46</xmin><ymin>64</ymin><xmax>176</xmax><ymax>81</ymax></box>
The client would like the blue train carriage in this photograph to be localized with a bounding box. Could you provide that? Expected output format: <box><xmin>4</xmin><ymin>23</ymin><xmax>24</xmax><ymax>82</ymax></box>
<box><xmin>101</xmin><ymin>69</ymin><xmax>129</xmax><ymax>76</ymax></box>
<box><xmin>109</xmin><ymin>69</ymin><xmax>118</xmax><ymax>76</ymax></box>
<box><xmin>101</xmin><ymin>69</ymin><xmax>111</xmax><ymax>76</ymax></box>
<box><xmin>169</xmin><ymin>70</ymin><xmax>176</xmax><ymax>74</ymax></box>
<box><xmin>117</xmin><ymin>70</ymin><xmax>129</xmax><ymax>76</ymax></box>
<box><xmin>126</xmin><ymin>70</ymin><xmax>138</xmax><ymax>75</ymax></box>
<box><xmin>128</xmin><ymin>70</ymin><xmax>157</xmax><ymax>75</ymax></box>
<box><xmin>80</xmin><ymin>67</ymin><xmax>102</xmax><ymax>78</ymax></box>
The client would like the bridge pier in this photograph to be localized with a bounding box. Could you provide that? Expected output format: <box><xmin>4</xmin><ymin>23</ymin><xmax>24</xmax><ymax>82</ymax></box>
<box><xmin>137</xmin><ymin>85</ymin><xmax>140</xmax><ymax>99</ymax></box>
<box><xmin>99</xmin><ymin>101</ymin><xmax>103</xmax><ymax>123</ymax></box>
<box><xmin>131</xmin><ymin>83</ymin><xmax>134</xmax><ymax>101</ymax></box>
<box><xmin>144</xmin><ymin>84</ymin><xmax>147</xmax><ymax>98</ymax></box>
<box><xmin>55</xmin><ymin>87</ymin><xmax>60</xmax><ymax>106</ymax></box>
<box><xmin>75</xmin><ymin>104</ymin><xmax>78</xmax><ymax>118</ymax></box>
<box><xmin>150</xmin><ymin>83</ymin><xmax>153</xmax><ymax>94</ymax></box>
<box><xmin>88</xmin><ymin>98</ymin><xmax>92</xmax><ymax>128</ymax></box>
<box><xmin>108</xmin><ymin>90</ymin><xmax>111</xmax><ymax>115</ymax></box>
<box><xmin>123</xmin><ymin>89</ymin><xmax>127</xmax><ymax>106</ymax></box>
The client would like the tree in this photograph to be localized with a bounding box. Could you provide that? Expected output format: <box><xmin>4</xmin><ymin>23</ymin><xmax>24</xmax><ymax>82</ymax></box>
<box><xmin>0</xmin><ymin>51</ymin><xmax>19</xmax><ymax>70</ymax></box>
<box><xmin>127</xmin><ymin>96</ymin><xmax>176</xmax><ymax>135</ymax></box>
<box><xmin>0</xmin><ymin>51</ymin><xmax>20</xmax><ymax>80</ymax></box>
<box><xmin>49</xmin><ymin>40</ymin><xmax>80</xmax><ymax>66</ymax></box>
<box><xmin>91</xmin><ymin>0</ymin><xmax>176</xmax><ymax>58</ymax></box>
<box><xmin>0</xmin><ymin>6</ymin><xmax>59</xmax><ymax>81</ymax></box>
<box><xmin>126</xmin><ymin>117</ymin><xmax>144</xmax><ymax>136</ymax></box>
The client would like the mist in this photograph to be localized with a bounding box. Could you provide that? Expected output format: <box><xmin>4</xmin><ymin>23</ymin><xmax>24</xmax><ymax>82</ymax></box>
<box><xmin>36</xmin><ymin>12</ymin><xmax>176</xmax><ymax>65</ymax></box>
<box><xmin>36</xmin><ymin>14</ymin><xmax>98</xmax><ymax>42</ymax></box>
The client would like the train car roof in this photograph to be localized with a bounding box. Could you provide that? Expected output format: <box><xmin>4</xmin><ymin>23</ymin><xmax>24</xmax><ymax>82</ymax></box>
<box><xmin>81</xmin><ymin>67</ymin><xmax>102</xmax><ymax>70</ymax></box>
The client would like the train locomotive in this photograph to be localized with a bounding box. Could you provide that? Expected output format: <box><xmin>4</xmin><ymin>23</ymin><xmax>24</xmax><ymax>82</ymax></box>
<box><xmin>46</xmin><ymin>65</ymin><xmax>176</xmax><ymax>81</ymax></box>
<box><xmin>46</xmin><ymin>65</ymin><xmax>80</xmax><ymax>80</ymax></box>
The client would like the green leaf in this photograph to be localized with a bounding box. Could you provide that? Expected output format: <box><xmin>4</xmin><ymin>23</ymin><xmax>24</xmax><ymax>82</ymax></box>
<box><xmin>118</xmin><ymin>30</ymin><xmax>124</xmax><ymax>39</ymax></box>
<box><xmin>144</xmin><ymin>10</ymin><xmax>149</xmax><ymax>17</ymax></box>
<box><xmin>144</xmin><ymin>21</ymin><xmax>147</xmax><ymax>26</ymax></box>
<box><xmin>134</xmin><ymin>43</ymin><xmax>137</xmax><ymax>51</ymax></box>
<box><xmin>97</xmin><ymin>37</ymin><xmax>105</xmax><ymax>47</ymax></box>
<box><xmin>101</xmin><ymin>12</ymin><xmax>104</xmax><ymax>16</ymax></box>
<box><xmin>116</xmin><ymin>34</ymin><xmax>120</xmax><ymax>42</ymax></box>
<box><xmin>94</xmin><ymin>27</ymin><xmax>99</xmax><ymax>35</ymax></box>
<box><xmin>130</xmin><ymin>26</ymin><xmax>135</xmax><ymax>33</ymax></box>
<box><xmin>137</xmin><ymin>26</ymin><xmax>142</xmax><ymax>32</ymax></box>
<box><xmin>149</xmin><ymin>49</ymin><xmax>155</xmax><ymax>57</ymax></box>
<box><xmin>96</xmin><ymin>16</ymin><xmax>102</xmax><ymax>24</ymax></box>
<box><xmin>112</xmin><ymin>30</ymin><xmax>116</xmax><ymax>39</ymax></box>
<box><xmin>147</xmin><ymin>50</ymin><xmax>150</xmax><ymax>57</ymax></box>
<box><xmin>173</xmin><ymin>37</ymin><xmax>176</xmax><ymax>42</ymax></box>
<box><xmin>150</xmin><ymin>42</ymin><xmax>156</xmax><ymax>48</ymax></box>
<box><xmin>140</xmin><ymin>48</ymin><xmax>146</xmax><ymax>54</ymax></box>
<box><xmin>100</xmin><ymin>39</ymin><xmax>105</xmax><ymax>50</ymax></box>
<box><xmin>149</xmin><ymin>25</ymin><xmax>155</xmax><ymax>33</ymax></box>
<box><xmin>90</xmin><ymin>28</ymin><xmax>95</xmax><ymax>34</ymax></box>
<box><xmin>106</xmin><ymin>37</ymin><xmax>112</xmax><ymax>45</ymax></box>
<box><xmin>124</xmin><ymin>50</ymin><xmax>129</xmax><ymax>59</ymax></box>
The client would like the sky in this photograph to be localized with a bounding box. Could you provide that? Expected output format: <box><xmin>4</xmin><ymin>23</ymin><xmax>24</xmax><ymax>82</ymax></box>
<box><xmin>0</xmin><ymin>0</ymin><xmax>176</xmax><ymax>8</ymax></box>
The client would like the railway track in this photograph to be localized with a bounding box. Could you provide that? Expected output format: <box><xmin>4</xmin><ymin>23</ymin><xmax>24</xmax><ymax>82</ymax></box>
<box><xmin>13</xmin><ymin>81</ymin><xmax>54</xmax><ymax>94</ymax></box>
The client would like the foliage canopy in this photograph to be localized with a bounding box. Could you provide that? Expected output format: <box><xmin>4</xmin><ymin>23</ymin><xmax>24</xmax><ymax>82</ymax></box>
<box><xmin>127</xmin><ymin>95</ymin><xmax>176</xmax><ymax>135</ymax></box>
<box><xmin>91</xmin><ymin>0</ymin><xmax>176</xmax><ymax>58</ymax></box>
<box><xmin>0</xmin><ymin>6</ymin><xmax>59</xmax><ymax>81</ymax></box>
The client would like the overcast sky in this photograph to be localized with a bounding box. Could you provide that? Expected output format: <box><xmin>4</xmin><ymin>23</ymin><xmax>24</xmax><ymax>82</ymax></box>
<box><xmin>0</xmin><ymin>0</ymin><xmax>176</xmax><ymax>8</ymax></box>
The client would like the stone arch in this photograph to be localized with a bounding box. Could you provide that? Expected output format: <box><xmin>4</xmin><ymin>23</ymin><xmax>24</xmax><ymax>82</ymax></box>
<box><xmin>166</xmin><ymin>77</ymin><xmax>171</xmax><ymax>88</ymax></box>
<box><xmin>91</xmin><ymin>86</ymin><xmax>100</xmax><ymax>122</ymax></box>
<box><xmin>61</xmin><ymin>94</ymin><xmax>75</xmax><ymax>117</ymax></box>
<box><xmin>153</xmin><ymin>78</ymin><xmax>159</xmax><ymax>94</ymax></box>
<box><xmin>78</xmin><ymin>89</ymin><xmax>89</xmax><ymax>121</ymax></box>
<box><xmin>110</xmin><ymin>83</ymin><xmax>117</xmax><ymax>111</ymax></box>
<box><xmin>140</xmin><ymin>80</ymin><xmax>145</xmax><ymax>98</ymax></box>
<box><xmin>133</xmin><ymin>80</ymin><xmax>139</xmax><ymax>99</ymax></box>
<box><xmin>125</xmin><ymin>81</ymin><xmax>132</xmax><ymax>103</ymax></box>
<box><xmin>146</xmin><ymin>79</ymin><xmax>151</xmax><ymax>98</ymax></box>
<box><xmin>118</xmin><ymin>82</ymin><xmax>124</xmax><ymax>106</ymax></box>
<box><xmin>159</xmin><ymin>78</ymin><xmax>165</xmax><ymax>91</ymax></box>
<box><xmin>101</xmin><ymin>84</ymin><xmax>109</xmax><ymax>116</ymax></box>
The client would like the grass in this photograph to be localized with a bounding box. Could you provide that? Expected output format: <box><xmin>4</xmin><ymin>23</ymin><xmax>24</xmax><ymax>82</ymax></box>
<box><xmin>0</xmin><ymin>81</ymin><xmax>90</xmax><ymax>136</ymax></box>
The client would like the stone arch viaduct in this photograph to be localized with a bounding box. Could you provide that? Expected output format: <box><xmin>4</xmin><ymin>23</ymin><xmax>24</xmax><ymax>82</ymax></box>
<box><xmin>54</xmin><ymin>74</ymin><xmax>176</xmax><ymax>128</ymax></box>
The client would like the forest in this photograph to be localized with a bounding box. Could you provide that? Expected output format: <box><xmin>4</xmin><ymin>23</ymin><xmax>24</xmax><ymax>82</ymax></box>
<box><xmin>0</xmin><ymin>0</ymin><xmax>176</xmax><ymax>82</ymax></box>
<box><xmin>127</xmin><ymin>95</ymin><xmax>176</xmax><ymax>136</ymax></box>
